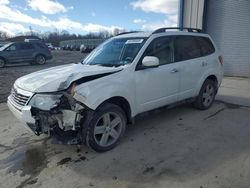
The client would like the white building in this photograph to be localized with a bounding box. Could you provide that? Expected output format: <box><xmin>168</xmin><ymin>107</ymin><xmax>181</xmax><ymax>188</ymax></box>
<box><xmin>179</xmin><ymin>0</ymin><xmax>250</xmax><ymax>77</ymax></box>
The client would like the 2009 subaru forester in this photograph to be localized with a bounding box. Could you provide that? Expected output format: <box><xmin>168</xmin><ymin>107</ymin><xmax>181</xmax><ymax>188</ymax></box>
<box><xmin>8</xmin><ymin>28</ymin><xmax>223</xmax><ymax>152</ymax></box>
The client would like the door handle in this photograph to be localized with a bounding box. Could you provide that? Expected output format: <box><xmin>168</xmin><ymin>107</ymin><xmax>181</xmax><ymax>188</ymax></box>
<box><xmin>202</xmin><ymin>62</ymin><xmax>207</xmax><ymax>67</ymax></box>
<box><xmin>171</xmin><ymin>68</ymin><xmax>179</xmax><ymax>73</ymax></box>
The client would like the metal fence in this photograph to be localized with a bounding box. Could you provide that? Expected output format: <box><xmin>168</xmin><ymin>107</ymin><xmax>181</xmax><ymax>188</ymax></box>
<box><xmin>59</xmin><ymin>38</ymin><xmax>106</xmax><ymax>48</ymax></box>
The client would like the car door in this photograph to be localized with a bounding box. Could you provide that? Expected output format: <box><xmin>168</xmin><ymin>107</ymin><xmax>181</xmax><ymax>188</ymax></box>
<box><xmin>135</xmin><ymin>36</ymin><xmax>180</xmax><ymax>114</ymax></box>
<box><xmin>4</xmin><ymin>43</ymin><xmax>20</xmax><ymax>63</ymax></box>
<box><xmin>18</xmin><ymin>43</ymin><xmax>35</xmax><ymax>61</ymax></box>
<box><xmin>174</xmin><ymin>36</ymin><xmax>204</xmax><ymax>100</ymax></box>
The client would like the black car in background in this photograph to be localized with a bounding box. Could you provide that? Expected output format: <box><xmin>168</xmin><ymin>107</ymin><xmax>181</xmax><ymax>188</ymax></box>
<box><xmin>0</xmin><ymin>41</ymin><xmax>52</xmax><ymax>68</ymax></box>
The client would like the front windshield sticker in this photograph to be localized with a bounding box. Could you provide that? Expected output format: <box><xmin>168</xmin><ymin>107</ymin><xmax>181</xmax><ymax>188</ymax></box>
<box><xmin>125</xmin><ymin>39</ymin><xmax>144</xmax><ymax>44</ymax></box>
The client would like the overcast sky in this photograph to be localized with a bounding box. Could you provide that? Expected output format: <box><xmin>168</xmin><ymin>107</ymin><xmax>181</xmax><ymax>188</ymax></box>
<box><xmin>0</xmin><ymin>0</ymin><xmax>179</xmax><ymax>36</ymax></box>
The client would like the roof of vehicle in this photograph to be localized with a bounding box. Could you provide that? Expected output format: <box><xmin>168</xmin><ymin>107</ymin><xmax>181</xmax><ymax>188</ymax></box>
<box><xmin>114</xmin><ymin>32</ymin><xmax>151</xmax><ymax>38</ymax></box>
<box><xmin>114</xmin><ymin>28</ymin><xmax>210</xmax><ymax>39</ymax></box>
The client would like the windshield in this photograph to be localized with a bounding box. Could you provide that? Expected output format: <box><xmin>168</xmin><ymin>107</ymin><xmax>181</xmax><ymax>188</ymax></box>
<box><xmin>0</xmin><ymin>43</ymin><xmax>12</xmax><ymax>51</ymax></box>
<box><xmin>82</xmin><ymin>37</ymin><xmax>146</xmax><ymax>67</ymax></box>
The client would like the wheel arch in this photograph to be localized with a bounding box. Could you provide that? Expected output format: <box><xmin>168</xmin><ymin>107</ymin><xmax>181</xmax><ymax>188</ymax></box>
<box><xmin>35</xmin><ymin>53</ymin><xmax>45</xmax><ymax>58</ymax></box>
<box><xmin>196</xmin><ymin>74</ymin><xmax>219</xmax><ymax>96</ymax></box>
<box><xmin>0</xmin><ymin>56</ymin><xmax>7</xmax><ymax>67</ymax></box>
<box><xmin>206</xmin><ymin>75</ymin><xmax>218</xmax><ymax>86</ymax></box>
<box><xmin>97</xmin><ymin>96</ymin><xmax>132</xmax><ymax>124</ymax></box>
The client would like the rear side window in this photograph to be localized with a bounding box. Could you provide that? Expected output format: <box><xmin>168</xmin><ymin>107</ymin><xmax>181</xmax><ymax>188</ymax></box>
<box><xmin>36</xmin><ymin>43</ymin><xmax>47</xmax><ymax>49</ymax></box>
<box><xmin>196</xmin><ymin>37</ymin><xmax>215</xmax><ymax>56</ymax></box>
<box><xmin>20</xmin><ymin>43</ymin><xmax>34</xmax><ymax>50</ymax></box>
<box><xmin>175</xmin><ymin>36</ymin><xmax>202</xmax><ymax>62</ymax></box>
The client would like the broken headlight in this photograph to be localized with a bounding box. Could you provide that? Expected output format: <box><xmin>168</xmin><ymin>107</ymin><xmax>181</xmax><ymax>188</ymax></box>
<box><xmin>29</xmin><ymin>94</ymin><xmax>62</xmax><ymax>111</ymax></box>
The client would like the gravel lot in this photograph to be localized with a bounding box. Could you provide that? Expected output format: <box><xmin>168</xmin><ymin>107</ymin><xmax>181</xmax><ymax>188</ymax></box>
<box><xmin>0</xmin><ymin>50</ymin><xmax>87</xmax><ymax>103</ymax></box>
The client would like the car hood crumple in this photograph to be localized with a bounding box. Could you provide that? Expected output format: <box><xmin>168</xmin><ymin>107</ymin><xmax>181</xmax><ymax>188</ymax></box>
<box><xmin>15</xmin><ymin>63</ymin><xmax>123</xmax><ymax>93</ymax></box>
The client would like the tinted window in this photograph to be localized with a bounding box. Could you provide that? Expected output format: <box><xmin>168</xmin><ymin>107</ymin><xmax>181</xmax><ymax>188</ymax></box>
<box><xmin>36</xmin><ymin>43</ymin><xmax>47</xmax><ymax>49</ymax></box>
<box><xmin>20</xmin><ymin>43</ymin><xmax>34</xmax><ymax>50</ymax></box>
<box><xmin>175</xmin><ymin>36</ymin><xmax>202</xmax><ymax>61</ymax></box>
<box><xmin>143</xmin><ymin>37</ymin><xmax>174</xmax><ymax>65</ymax></box>
<box><xmin>196</xmin><ymin>37</ymin><xmax>215</xmax><ymax>56</ymax></box>
<box><xmin>6</xmin><ymin>44</ymin><xmax>17</xmax><ymax>51</ymax></box>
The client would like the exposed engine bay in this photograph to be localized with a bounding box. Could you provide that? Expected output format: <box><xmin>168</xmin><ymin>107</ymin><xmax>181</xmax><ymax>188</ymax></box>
<box><xmin>30</xmin><ymin>91</ymin><xmax>88</xmax><ymax>145</ymax></box>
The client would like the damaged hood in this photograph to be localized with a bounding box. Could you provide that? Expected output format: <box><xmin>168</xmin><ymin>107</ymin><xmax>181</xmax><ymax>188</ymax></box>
<box><xmin>15</xmin><ymin>63</ymin><xmax>123</xmax><ymax>93</ymax></box>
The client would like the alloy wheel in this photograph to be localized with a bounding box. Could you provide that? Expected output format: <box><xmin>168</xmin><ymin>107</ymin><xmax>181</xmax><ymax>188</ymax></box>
<box><xmin>94</xmin><ymin>112</ymin><xmax>123</xmax><ymax>147</ymax></box>
<box><xmin>36</xmin><ymin>55</ymin><xmax>45</xmax><ymax>65</ymax></box>
<box><xmin>0</xmin><ymin>59</ymin><xmax>5</xmax><ymax>68</ymax></box>
<box><xmin>202</xmin><ymin>84</ymin><xmax>215</xmax><ymax>107</ymax></box>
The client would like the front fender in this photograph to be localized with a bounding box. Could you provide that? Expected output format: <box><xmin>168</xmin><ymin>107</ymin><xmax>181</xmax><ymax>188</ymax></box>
<box><xmin>73</xmin><ymin>80</ymin><xmax>136</xmax><ymax>116</ymax></box>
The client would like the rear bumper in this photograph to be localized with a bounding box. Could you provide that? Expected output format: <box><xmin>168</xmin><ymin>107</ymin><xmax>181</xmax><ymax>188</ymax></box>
<box><xmin>7</xmin><ymin>96</ymin><xmax>35</xmax><ymax>133</ymax></box>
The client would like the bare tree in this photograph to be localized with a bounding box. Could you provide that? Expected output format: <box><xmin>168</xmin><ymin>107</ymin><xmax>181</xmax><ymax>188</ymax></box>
<box><xmin>0</xmin><ymin>31</ymin><xmax>9</xmax><ymax>40</ymax></box>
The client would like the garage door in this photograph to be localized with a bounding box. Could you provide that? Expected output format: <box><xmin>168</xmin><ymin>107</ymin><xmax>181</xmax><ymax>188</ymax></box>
<box><xmin>204</xmin><ymin>0</ymin><xmax>250</xmax><ymax>77</ymax></box>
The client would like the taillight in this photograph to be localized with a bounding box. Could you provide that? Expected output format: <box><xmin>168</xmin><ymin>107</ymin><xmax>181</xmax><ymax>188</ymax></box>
<box><xmin>218</xmin><ymin>56</ymin><xmax>223</xmax><ymax>65</ymax></box>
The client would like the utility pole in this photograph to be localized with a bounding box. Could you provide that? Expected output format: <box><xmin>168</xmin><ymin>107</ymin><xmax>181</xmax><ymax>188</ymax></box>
<box><xmin>29</xmin><ymin>26</ymin><xmax>33</xmax><ymax>36</ymax></box>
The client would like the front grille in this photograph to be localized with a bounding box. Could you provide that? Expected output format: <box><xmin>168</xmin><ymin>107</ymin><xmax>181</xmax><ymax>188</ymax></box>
<box><xmin>11</xmin><ymin>88</ymin><xmax>31</xmax><ymax>107</ymax></box>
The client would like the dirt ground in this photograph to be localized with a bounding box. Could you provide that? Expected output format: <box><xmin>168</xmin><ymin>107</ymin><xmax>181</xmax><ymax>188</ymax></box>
<box><xmin>0</xmin><ymin>50</ymin><xmax>87</xmax><ymax>103</ymax></box>
<box><xmin>0</xmin><ymin>52</ymin><xmax>250</xmax><ymax>188</ymax></box>
<box><xmin>0</xmin><ymin>101</ymin><xmax>250</xmax><ymax>188</ymax></box>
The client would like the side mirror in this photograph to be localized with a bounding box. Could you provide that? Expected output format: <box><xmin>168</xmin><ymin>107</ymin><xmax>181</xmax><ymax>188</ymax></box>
<box><xmin>142</xmin><ymin>56</ymin><xmax>159</xmax><ymax>68</ymax></box>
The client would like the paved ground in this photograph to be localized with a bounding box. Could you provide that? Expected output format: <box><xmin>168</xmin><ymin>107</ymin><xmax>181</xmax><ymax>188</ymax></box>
<box><xmin>217</xmin><ymin>77</ymin><xmax>250</xmax><ymax>106</ymax></box>
<box><xmin>0</xmin><ymin>76</ymin><xmax>250</xmax><ymax>188</ymax></box>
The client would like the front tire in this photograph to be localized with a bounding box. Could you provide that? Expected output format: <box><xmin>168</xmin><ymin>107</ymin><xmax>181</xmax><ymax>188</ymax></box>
<box><xmin>194</xmin><ymin>79</ymin><xmax>217</xmax><ymax>110</ymax></box>
<box><xmin>0</xmin><ymin>58</ymin><xmax>5</xmax><ymax>68</ymax></box>
<box><xmin>85</xmin><ymin>103</ymin><xmax>127</xmax><ymax>152</ymax></box>
<box><xmin>35</xmin><ymin>55</ymin><xmax>46</xmax><ymax>65</ymax></box>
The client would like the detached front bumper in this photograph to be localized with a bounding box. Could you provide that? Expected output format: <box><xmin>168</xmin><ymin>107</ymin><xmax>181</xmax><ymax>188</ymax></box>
<box><xmin>7</xmin><ymin>96</ymin><xmax>35</xmax><ymax>133</ymax></box>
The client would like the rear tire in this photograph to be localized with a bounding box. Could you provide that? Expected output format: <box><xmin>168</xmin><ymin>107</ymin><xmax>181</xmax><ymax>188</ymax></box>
<box><xmin>0</xmin><ymin>58</ymin><xmax>5</xmax><ymax>68</ymax></box>
<box><xmin>194</xmin><ymin>79</ymin><xmax>217</xmax><ymax>110</ymax></box>
<box><xmin>35</xmin><ymin>55</ymin><xmax>46</xmax><ymax>65</ymax></box>
<box><xmin>85</xmin><ymin>103</ymin><xmax>127</xmax><ymax>152</ymax></box>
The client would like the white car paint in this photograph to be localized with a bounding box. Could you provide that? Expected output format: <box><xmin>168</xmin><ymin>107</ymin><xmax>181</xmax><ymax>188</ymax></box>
<box><xmin>8</xmin><ymin>30</ymin><xmax>223</xmax><ymax>133</ymax></box>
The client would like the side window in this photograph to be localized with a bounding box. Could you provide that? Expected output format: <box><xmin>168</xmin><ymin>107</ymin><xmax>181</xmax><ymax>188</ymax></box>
<box><xmin>175</xmin><ymin>36</ymin><xmax>202</xmax><ymax>61</ymax></box>
<box><xmin>196</xmin><ymin>37</ymin><xmax>215</xmax><ymax>56</ymax></box>
<box><xmin>143</xmin><ymin>37</ymin><xmax>174</xmax><ymax>65</ymax></box>
<box><xmin>20</xmin><ymin>43</ymin><xmax>35</xmax><ymax>50</ymax></box>
<box><xmin>6</xmin><ymin>44</ymin><xmax>17</xmax><ymax>51</ymax></box>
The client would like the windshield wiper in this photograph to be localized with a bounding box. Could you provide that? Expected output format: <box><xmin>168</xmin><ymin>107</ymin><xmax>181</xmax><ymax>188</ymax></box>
<box><xmin>94</xmin><ymin>63</ymin><xmax>122</xmax><ymax>67</ymax></box>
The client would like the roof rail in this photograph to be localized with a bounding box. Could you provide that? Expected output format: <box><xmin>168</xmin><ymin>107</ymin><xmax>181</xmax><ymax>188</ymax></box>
<box><xmin>116</xmin><ymin>31</ymin><xmax>140</xmax><ymax>36</ymax></box>
<box><xmin>152</xmin><ymin>27</ymin><xmax>202</xmax><ymax>34</ymax></box>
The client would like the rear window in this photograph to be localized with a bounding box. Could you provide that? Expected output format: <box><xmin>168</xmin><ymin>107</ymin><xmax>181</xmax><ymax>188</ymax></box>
<box><xmin>195</xmin><ymin>37</ymin><xmax>215</xmax><ymax>56</ymax></box>
<box><xmin>175</xmin><ymin>36</ymin><xmax>202</xmax><ymax>62</ymax></box>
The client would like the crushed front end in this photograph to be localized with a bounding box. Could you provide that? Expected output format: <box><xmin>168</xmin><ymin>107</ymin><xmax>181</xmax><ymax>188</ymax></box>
<box><xmin>8</xmin><ymin>85</ymin><xmax>88</xmax><ymax>145</ymax></box>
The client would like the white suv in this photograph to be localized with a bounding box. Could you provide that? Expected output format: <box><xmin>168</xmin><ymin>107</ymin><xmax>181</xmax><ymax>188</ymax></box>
<box><xmin>8</xmin><ymin>28</ymin><xmax>223</xmax><ymax>152</ymax></box>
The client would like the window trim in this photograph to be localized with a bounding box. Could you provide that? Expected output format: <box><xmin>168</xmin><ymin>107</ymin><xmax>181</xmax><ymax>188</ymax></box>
<box><xmin>135</xmin><ymin>34</ymin><xmax>215</xmax><ymax>71</ymax></box>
